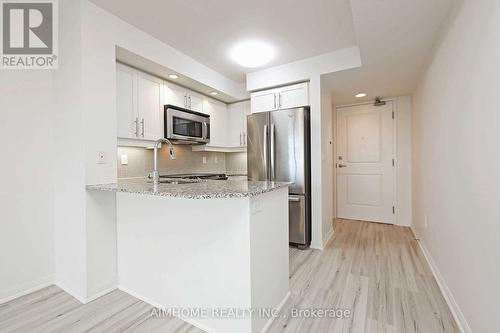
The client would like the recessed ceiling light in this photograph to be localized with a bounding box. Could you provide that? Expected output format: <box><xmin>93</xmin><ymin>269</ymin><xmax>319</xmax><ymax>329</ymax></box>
<box><xmin>169</xmin><ymin>74</ymin><xmax>179</xmax><ymax>79</ymax></box>
<box><xmin>229</xmin><ymin>40</ymin><xmax>275</xmax><ymax>68</ymax></box>
<box><xmin>355</xmin><ymin>93</ymin><xmax>367</xmax><ymax>98</ymax></box>
<box><xmin>210</xmin><ymin>91</ymin><xmax>218</xmax><ymax>96</ymax></box>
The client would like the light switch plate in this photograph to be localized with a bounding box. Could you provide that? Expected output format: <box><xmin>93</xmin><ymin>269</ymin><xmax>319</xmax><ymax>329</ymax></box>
<box><xmin>202</xmin><ymin>156</ymin><xmax>207</xmax><ymax>164</ymax></box>
<box><xmin>121</xmin><ymin>154</ymin><xmax>128</xmax><ymax>165</ymax></box>
<box><xmin>97</xmin><ymin>151</ymin><xmax>106</xmax><ymax>164</ymax></box>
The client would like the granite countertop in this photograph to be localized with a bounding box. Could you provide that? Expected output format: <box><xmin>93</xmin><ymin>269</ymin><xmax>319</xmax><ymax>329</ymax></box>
<box><xmin>86</xmin><ymin>178</ymin><xmax>289</xmax><ymax>199</ymax></box>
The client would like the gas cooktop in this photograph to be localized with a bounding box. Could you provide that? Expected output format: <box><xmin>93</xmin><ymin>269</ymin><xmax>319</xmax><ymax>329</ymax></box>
<box><xmin>159</xmin><ymin>173</ymin><xmax>228</xmax><ymax>180</ymax></box>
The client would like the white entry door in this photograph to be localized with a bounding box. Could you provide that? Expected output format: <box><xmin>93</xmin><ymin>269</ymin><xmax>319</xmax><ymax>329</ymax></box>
<box><xmin>336</xmin><ymin>101</ymin><xmax>394</xmax><ymax>223</ymax></box>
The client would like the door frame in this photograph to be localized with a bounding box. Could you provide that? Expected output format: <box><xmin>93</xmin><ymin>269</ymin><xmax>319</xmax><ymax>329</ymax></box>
<box><xmin>333</xmin><ymin>98</ymin><xmax>398</xmax><ymax>224</ymax></box>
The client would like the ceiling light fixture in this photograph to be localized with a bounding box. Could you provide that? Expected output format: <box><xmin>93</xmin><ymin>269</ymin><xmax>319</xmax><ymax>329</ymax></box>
<box><xmin>210</xmin><ymin>91</ymin><xmax>218</xmax><ymax>96</ymax></box>
<box><xmin>229</xmin><ymin>40</ymin><xmax>275</xmax><ymax>68</ymax></box>
<box><xmin>169</xmin><ymin>74</ymin><xmax>179</xmax><ymax>79</ymax></box>
<box><xmin>355</xmin><ymin>93</ymin><xmax>367</xmax><ymax>98</ymax></box>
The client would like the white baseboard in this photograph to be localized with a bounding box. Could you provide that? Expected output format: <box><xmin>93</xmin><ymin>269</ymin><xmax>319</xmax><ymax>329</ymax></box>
<box><xmin>119</xmin><ymin>285</ymin><xmax>291</xmax><ymax>333</ymax></box>
<box><xmin>0</xmin><ymin>275</ymin><xmax>53</xmax><ymax>304</ymax></box>
<box><xmin>118</xmin><ymin>285</ymin><xmax>222</xmax><ymax>333</ymax></box>
<box><xmin>412</xmin><ymin>229</ymin><xmax>472</xmax><ymax>333</ymax></box>
<box><xmin>261</xmin><ymin>291</ymin><xmax>291</xmax><ymax>333</ymax></box>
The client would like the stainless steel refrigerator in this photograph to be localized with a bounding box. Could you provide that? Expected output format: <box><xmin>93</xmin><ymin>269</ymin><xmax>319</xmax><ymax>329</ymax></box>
<box><xmin>247</xmin><ymin>107</ymin><xmax>311</xmax><ymax>248</ymax></box>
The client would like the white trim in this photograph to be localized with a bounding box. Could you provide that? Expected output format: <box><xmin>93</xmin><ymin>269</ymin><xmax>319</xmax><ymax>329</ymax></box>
<box><xmin>119</xmin><ymin>285</ymin><xmax>291</xmax><ymax>333</ymax></box>
<box><xmin>411</xmin><ymin>229</ymin><xmax>472</xmax><ymax>333</ymax></box>
<box><xmin>0</xmin><ymin>276</ymin><xmax>53</xmax><ymax>305</ymax></box>
<box><xmin>260</xmin><ymin>291</ymin><xmax>291</xmax><ymax>333</ymax></box>
<box><xmin>118</xmin><ymin>285</ymin><xmax>222</xmax><ymax>333</ymax></box>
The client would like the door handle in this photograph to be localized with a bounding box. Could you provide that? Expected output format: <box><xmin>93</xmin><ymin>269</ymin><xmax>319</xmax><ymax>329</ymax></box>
<box><xmin>289</xmin><ymin>196</ymin><xmax>301</xmax><ymax>202</ymax></box>
<box><xmin>263</xmin><ymin>124</ymin><xmax>268</xmax><ymax>178</ymax></box>
<box><xmin>338</xmin><ymin>164</ymin><xmax>347</xmax><ymax>168</ymax></box>
<box><xmin>270</xmin><ymin>123</ymin><xmax>275</xmax><ymax>180</ymax></box>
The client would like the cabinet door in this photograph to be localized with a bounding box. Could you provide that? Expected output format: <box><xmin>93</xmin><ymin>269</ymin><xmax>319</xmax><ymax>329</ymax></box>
<box><xmin>116</xmin><ymin>63</ymin><xmax>138</xmax><ymax>139</ymax></box>
<box><xmin>251</xmin><ymin>89</ymin><xmax>277</xmax><ymax>113</ymax></box>
<box><xmin>188</xmin><ymin>91</ymin><xmax>204</xmax><ymax>113</ymax></box>
<box><xmin>227</xmin><ymin>102</ymin><xmax>245</xmax><ymax>146</ymax></box>
<box><xmin>278</xmin><ymin>82</ymin><xmax>309</xmax><ymax>110</ymax></box>
<box><xmin>164</xmin><ymin>81</ymin><xmax>187</xmax><ymax>109</ymax></box>
<box><xmin>241</xmin><ymin>100</ymin><xmax>251</xmax><ymax>146</ymax></box>
<box><xmin>137</xmin><ymin>72</ymin><xmax>163</xmax><ymax>141</ymax></box>
<box><xmin>203</xmin><ymin>97</ymin><xmax>227</xmax><ymax>146</ymax></box>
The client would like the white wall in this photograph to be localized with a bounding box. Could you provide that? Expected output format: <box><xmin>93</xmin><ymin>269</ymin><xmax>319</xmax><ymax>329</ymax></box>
<box><xmin>320</xmin><ymin>78</ymin><xmax>334</xmax><ymax>242</ymax></box>
<box><xmin>412</xmin><ymin>0</ymin><xmax>499</xmax><ymax>331</ymax></box>
<box><xmin>0</xmin><ymin>71</ymin><xmax>54</xmax><ymax>302</ymax></box>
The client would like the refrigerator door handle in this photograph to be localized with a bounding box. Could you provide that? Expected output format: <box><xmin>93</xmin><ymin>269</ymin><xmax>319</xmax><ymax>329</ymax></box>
<box><xmin>263</xmin><ymin>124</ymin><xmax>268</xmax><ymax>178</ymax></box>
<box><xmin>270</xmin><ymin>123</ymin><xmax>275</xmax><ymax>180</ymax></box>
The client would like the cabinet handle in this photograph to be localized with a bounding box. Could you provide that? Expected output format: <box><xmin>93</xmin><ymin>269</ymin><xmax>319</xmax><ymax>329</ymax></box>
<box><xmin>239</xmin><ymin>132</ymin><xmax>242</xmax><ymax>146</ymax></box>
<box><xmin>141</xmin><ymin>118</ymin><xmax>145</xmax><ymax>137</ymax></box>
<box><xmin>273</xmin><ymin>94</ymin><xmax>277</xmax><ymax>109</ymax></box>
<box><xmin>188</xmin><ymin>96</ymin><xmax>192</xmax><ymax>109</ymax></box>
<box><xmin>134</xmin><ymin>117</ymin><xmax>139</xmax><ymax>136</ymax></box>
<box><xmin>244</xmin><ymin>132</ymin><xmax>247</xmax><ymax>146</ymax></box>
<box><xmin>184</xmin><ymin>94</ymin><xmax>187</xmax><ymax>108</ymax></box>
<box><xmin>278</xmin><ymin>93</ymin><xmax>282</xmax><ymax>109</ymax></box>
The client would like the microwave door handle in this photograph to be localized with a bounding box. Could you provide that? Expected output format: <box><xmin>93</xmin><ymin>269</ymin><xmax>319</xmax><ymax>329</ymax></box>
<box><xmin>270</xmin><ymin>123</ymin><xmax>275</xmax><ymax>180</ymax></box>
<box><xmin>263</xmin><ymin>124</ymin><xmax>268</xmax><ymax>179</ymax></box>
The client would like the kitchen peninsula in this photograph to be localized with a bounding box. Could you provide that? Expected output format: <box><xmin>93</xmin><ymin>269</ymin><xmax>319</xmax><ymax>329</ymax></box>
<box><xmin>87</xmin><ymin>178</ymin><xmax>290</xmax><ymax>333</ymax></box>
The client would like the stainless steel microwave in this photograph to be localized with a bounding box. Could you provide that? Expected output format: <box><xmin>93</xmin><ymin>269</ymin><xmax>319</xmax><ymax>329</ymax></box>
<box><xmin>164</xmin><ymin>105</ymin><xmax>210</xmax><ymax>144</ymax></box>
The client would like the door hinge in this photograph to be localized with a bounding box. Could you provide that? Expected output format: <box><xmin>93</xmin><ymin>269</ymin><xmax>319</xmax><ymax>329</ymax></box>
<box><xmin>392</xmin><ymin>111</ymin><xmax>395</xmax><ymax>119</ymax></box>
<box><xmin>392</xmin><ymin>206</ymin><xmax>395</xmax><ymax>214</ymax></box>
<box><xmin>392</xmin><ymin>158</ymin><xmax>395</xmax><ymax>167</ymax></box>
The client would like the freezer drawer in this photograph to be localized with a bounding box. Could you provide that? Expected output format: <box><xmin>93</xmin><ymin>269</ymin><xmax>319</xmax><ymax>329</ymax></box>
<box><xmin>289</xmin><ymin>194</ymin><xmax>307</xmax><ymax>245</ymax></box>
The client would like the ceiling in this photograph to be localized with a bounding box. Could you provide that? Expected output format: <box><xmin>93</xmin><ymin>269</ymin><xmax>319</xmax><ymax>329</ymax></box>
<box><xmin>323</xmin><ymin>0</ymin><xmax>457</xmax><ymax>105</ymax></box>
<box><xmin>89</xmin><ymin>0</ymin><xmax>358</xmax><ymax>83</ymax></box>
<box><xmin>92</xmin><ymin>0</ymin><xmax>458</xmax><ymax>105</ymax></box>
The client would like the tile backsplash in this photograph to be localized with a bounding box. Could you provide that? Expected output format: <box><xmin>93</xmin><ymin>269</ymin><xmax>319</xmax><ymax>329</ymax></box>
<box><xmin>117</xmin><ymin>145</ymin><xmax>246</xmax><ymax>178</ymax></box>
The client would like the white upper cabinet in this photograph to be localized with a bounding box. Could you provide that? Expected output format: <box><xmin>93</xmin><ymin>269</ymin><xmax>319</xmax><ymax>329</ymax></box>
<box><xmin>188</xmin><ymin>92</ymin><xmax>204</xmax><ymax>113</ymax></box>
<box><xmin>116</xmin><ymin>63</ymin><xmax>138</xmax><ymax>139</ymax></box>
<box><xmin>163</xmin><ymin>81</ymin><xmax>186</xmax><ymax>109</ymax></box>
<box><xmin>278</xmin><ymin>82</ymin><xmax>309</xmax><ymax>110</ymax></box>
<box><xmin>137</xmin><ymin>71</ymin><xmax>164</xmax><ymax>141</ymax></box>
<box><xmin>228</xmin><ymin>100</ymin><xmax>251</xmax><ymax>147</ymax></box>
<box><xmin>203</xmin><ymin>97</ymin><xmax>227</xmax><ymax>146</ymax></box>
<box><xmin>116</xmin><ymin>63</ymin><xmax>163</xmax><ymax>145</ymax></box>
<box><xmin>250</xmin><ymin>82</ymin><xmax>309</xmax><ymax>113</ymax></box>
<box><xmin>164</xmin><ymin>81</ymin><xmax>204</xmax><ymax>113</ymax></box>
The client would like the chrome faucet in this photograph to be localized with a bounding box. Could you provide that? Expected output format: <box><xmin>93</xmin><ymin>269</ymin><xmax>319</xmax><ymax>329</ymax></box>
<box><xmin>150</xmin><ymin>138</ymin><xmax>176</xmax><ymax>186</ymax></box>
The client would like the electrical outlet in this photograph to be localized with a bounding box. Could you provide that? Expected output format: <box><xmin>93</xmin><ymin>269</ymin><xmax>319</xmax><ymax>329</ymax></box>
<box><xmin>202</xmin><ymin>156</ymin><xmax>207</xmax><ymax>164</ymax></box>
<box><xmin>424</xmin><ymin>215</ymin><xmax>428</xmax><ymax>228</ymax></box>
<box><xmin>97</xmin><ymin>151</ymin><xmax>106</xmax><ymax>164</ymax></box>
<box><xmin>120</xmin><ymin>154</ymin><xmax>128</xmax><ymax>165</ymax></box>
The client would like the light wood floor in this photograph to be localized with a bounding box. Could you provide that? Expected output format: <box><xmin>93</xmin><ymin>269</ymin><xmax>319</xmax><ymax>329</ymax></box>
<box><xmin>0</xmin><ymin>219</ymin><xmax>459</xmax><ymax>333</ymax></box>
